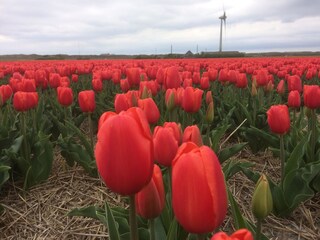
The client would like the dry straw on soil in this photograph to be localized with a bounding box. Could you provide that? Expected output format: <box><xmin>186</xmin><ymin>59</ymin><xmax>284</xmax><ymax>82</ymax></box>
<box><xmin>0</xmin><ymin>149</ymin><xmax>319</xmax><ymax>240</ymax></box>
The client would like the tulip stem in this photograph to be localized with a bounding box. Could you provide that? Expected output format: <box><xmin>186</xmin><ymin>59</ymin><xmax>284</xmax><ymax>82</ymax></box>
<box><xmin>88</xmin><ymin>113</ymin><xmax>94</xmax><ymax>149</ymax></box>
<box><xmin>292</xmin><ymin>108</ymin><xmax>296</xmax><ymax>127</ymax></box>
<box><xmin>255</xmin><ymin>218</ymin><xmax>262</xmax><ymax>240</ymax></box>
<box><xmin>129</xmin><ymin>195</ymin><xmax>139</xmax><ymax>240</ymax></box>
<box><xmin>21</xmin><ymin>113</ymin><xmax>30</xmax><ymax>162</ymax></box>
<box><xmin>280</xmin><ymin>134</ymin><xmax>285</xmax><ymax>186</ymax></box>
<box><xmin>197</xmin><ymin>233</ymin><xmax>206</xmax><ymax>240</ymax></box>
<box><xmin>149</xmin><ymin>219</ymin><xmax>155</xmax><ymax>240</ymax></box>
<box><xmin>310</xmin><ymin>109</ymin><xmax>316</xmax><ymax>162</ymax></box>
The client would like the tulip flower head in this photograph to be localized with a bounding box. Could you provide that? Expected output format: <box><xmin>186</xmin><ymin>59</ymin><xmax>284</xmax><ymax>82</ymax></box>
<box><xmin>182</xmin><ymin>125</ymin><xmax>203</xmax><ymax>146</ymax></box>
<box><xmin>172</xmin><ymin>142</ymin><xmax>227</xmax><ymax>234</ymax></box>
<box><xmin>13</xmin><ymin>91</ymin><xmax>39</xmax><ymax>112</ymax></box>
<box><xmin>153</xmin><ymin>125</ymin><xmax>179</xmax><ymax>167</ymax></box>
<box><xmin>135</xmin><ymin>164</ymin><xmax>165</xmax><ymax>219</ymax></box>
<box><xmin>78</xmin><ymin>90</ymin><xmax>95</xmax><ymax>113</ymax></box>
<box><xmin>137</xmin><ymin>98</ymin><xmax>160</xmax><ymax>124</ymax></box>
<box><xmin>267</xmin><ymin>105</ymin><xmax>290</xmax><ymax>135</ymax></box>
<box><xmin>288</xmin><ymin>90</ymin><xmax>301</xmax><ymax>108</ymax></box>
<box><xmin>251</xmin><ymin>174</ymin><xmax>273</xmax><ymax>220</ymax></box>
<box><xmin>211</xmin><ymin>229</ymin><xmax>253</xmax><ymax>240</ymax></box>
<box><xmin>303</xmin><ymin>85</ymin><xmax>320</xmax><ymax>109</ymax></box>
<box><xmin>95</xmin><ymin>107</ymin><xmax>154</xmax><ymax>195</ymax></box>
<box><xmin>57</xmin><ymin>86</ymin><xmax>73</xmax><ymax>107</ymax></box>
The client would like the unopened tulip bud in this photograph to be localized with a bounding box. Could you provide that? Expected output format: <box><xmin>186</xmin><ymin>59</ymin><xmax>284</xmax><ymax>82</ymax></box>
<box><xmin>265</xmin><ymin>81</ymin><xmax>274</xmax><ymax>93</ymax></box>
<box><xmin>166</xmin><ymin>90</ymin><xmax>176</xmax><ymax>111</ymax></box>
<box><xmin>206</xmin><ymin>101</ymin><xmax>214</xmax><ymax>123</ymax></box>
<box><xmin>251</xmin><ymin>79</ymin><xmax>257</xmax><ymax>96</ymax></box>
<box><xmin>251</xmin><ymin>174</ymin><xmax>273</xmax><ymax>220</ymax></box>
<box><xmin>206</xmin><ymin>91</ymin><xmax>213</xmax><ymax>105</ymax></box>
<box><xmin>304</xmin><ymin>106</ymin><xmax>312</xmax><ymax>118</ymax></box>
<box><xmin>141</xmin><ymin>85</ymin><xmax>151</xmax><ymax>99</ymax></box>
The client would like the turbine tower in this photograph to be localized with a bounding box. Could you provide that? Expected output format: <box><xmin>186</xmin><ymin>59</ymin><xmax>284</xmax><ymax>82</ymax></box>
<box><xmin>219</xmin><ymin>11</ymin><xmax>227</xmax><ymax>52</ymax></box>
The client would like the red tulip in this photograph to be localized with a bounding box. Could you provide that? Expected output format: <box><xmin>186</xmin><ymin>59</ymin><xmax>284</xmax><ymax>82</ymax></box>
<box><xmin>0</xmin><ymin>84</ymin><xmax>13</xmax><ymax>106</ymax></box>
<box><xmin>267</xmin><ymin>105</ymin><xmax>290</xmax><ymax>135</ymax></box>
<box><xmin>208</xmin><ymin>69</ymin><xmax>218</xmax><ymax>81</ymax></box>
<box><xmin>13</xmin><ymin>91</ymin><xmax>39</xmax><ymax>111</ymax></box>
<box><xmin>303</xmin><ymin>85</ymin><xmax>320</xmax><ymax>109</ymax></box>
<box><xmin>218</xmin><ymin>69</ymin><xmax>229</xmax><ymax>84</ymax></box>
<box><xmin>120</xmin><ymin>78</ymin><xmax>130</xmax><ymax>93</ymax></box>
<box><xmin>49</xmin><ymin>73</ymin><xmax>61</xmax><ymax>89</ymax></box>
<box><xmin>57</xmin><ymin>86</ymin><xmax>73</xmax><ymax>107</ymax></box>
<box><xmin>112</xmin><ymin>70</ymin><xmax>121</xmax><ymax>84</ymax></box>
<box><xmin>200</xmin><ymin>76</ymin><xmax>210</xmax><ymax>90</ymax></box>
<box><xmin>288</xmin><ymin>90</ymin><xmax>300</xmax><ymax>108</ymax></box>
<box><xmin>78</xmin><ymin>90</ymin><xmax>95</xmax><ymax>113</ymax></box>
<box><xmin>255</xmin><ymin>70</ymin><xmax>268</xmax><ymax>87</ymax></box>
<box><xmin>228</xmin><ymin>70</ymin><xmax>238</xmax><ymax>84</ymax></box>
<box><xmin>135</xmin><ymin>164</ymin><xmax>165</xmax><ymax>219</ymax></box>
<box><xmin>206</xmin><ymin>91</ymin><xmax>213</xmax><ymax>105</ymax></box>
<box><xmin>137</xmin><ymin>98</ymin><xmax>160</xmax><ymax>124</ymax></box>
<box><xmin>182</xmin><ymin>78</ymin><xmax>193</xmax><ymax>88</ymax></box>
<box><xmin>276</xmin><ymin>79</ymin><xmax>285</xmax><ymax>95</ymax></box>
<box><xmin>97</xmin><ymin>111</ymin><xmax>117</xmax><ymax>131</ymax></box>
<box><xmin>172</xmin><ymin>142</ymin><xmax>227</xmax><ymax>234</ymax></box>
<box><xmin>101</xmin><ymin>70</ymin><xmax>112</xmax><ymax>80</ymax></box>
<box><xmin>126</xmin><ymin>68</ymin><xmax>140</xmax><ymax>87</ymax></box>
<box><xmin>165</xmin><ymin>88</ymin><xmax>178</xmax><ymax>111</ymax></box>
<box><xmin>182</xmin><ymin>125</ymin><xmax>203</xmax><ymax>146</ymax></box>
<box><xmin>153</xmin><ymin>125</ymin><xmax>179</xmax><ymax>166</ymax></box>
<box><xmin>95</xmin><ymin>107</ymin><xmax>154</xmax><ymax>195</ymax></box>
<box><xmin>92</xmin><ymin>78</ymin><xmax>103</xmax><ymax>92</ymax></box>
<box><xmin>287</xmin><ymin>75</ymin><xmax>302</xmax><ymax>93</ymax></box>
<box><xmin>114</xmin><ymin>93</ymin><xmax>131</xmax><ymax>113</ymax></box>
<box><xmin>156</xmin><ymin>67</ymin><xmax>165</xmax><ymax>85</ymax></box>
<box><xmin>35</xmin><ymin>69</ymin><xmax>48</xmax><ymax>89</ymax></box>
<box><xmin>236</xmin><ymin>73</ymin><xmax>248</xmax><ymax>88</ymax></box>
<box><xmin>22</xmin><ymin>78</ymin><xmax>36</xmax><ymax>92</ymax></box>
<box><xmin>71</xmin><ymin>74</ymin><xmax>78</xmax><ymax>83</ymax></box>
<box><xmin>211</xmin><ymin>229</ymin><xmax>253</xmax><ymax>240</ymax></box>
<box><xmin>164</xmin><ymin>66</ymin><xmax>181</xmax><ymax>89</ymax></box>
<box><xmin>192</xmin><ymin>71</ymin><xmax>200</xmax><ymax>84</ymax></box>
<box><xmin>163</xmin><ymin>122</ymin><xmax>182</xmax><ymax>145</ymax></box>
<box><xmin>24</xmin><ymin>70</ymin><xmax>35</xmax><ymax>79</ymax></box>
<box><xmin>181</xmin><ymin>87</ymin><xmax>203</xmax><ymax>113</ymax></box>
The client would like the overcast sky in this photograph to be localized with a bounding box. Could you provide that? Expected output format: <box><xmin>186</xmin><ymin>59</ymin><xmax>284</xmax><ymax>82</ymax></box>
<box><xmin>0</xmin><ymin>0</ymin><xmax>319</xmax><ymax>55</ymax></box>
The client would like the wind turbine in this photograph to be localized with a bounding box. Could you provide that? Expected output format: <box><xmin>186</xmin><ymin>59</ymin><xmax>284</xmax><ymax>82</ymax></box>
<box><xmin>218</xmin><ymin>11</ymin><xmax>227</xmax><ymax>52</ymax></box>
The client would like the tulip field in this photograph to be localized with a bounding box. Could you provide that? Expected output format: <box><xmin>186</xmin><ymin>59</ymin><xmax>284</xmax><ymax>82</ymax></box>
<box><xmin>0</xmin><ymin>57</ymin><xmax>320</xmax><ymax>239</ymax></box>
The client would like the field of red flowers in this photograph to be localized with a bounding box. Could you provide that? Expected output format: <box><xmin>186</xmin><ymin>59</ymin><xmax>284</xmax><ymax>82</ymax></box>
<box><xmin>0</xmin><ymin>57</ymin><xmax>319</xmax><ymax>239</ymax></box>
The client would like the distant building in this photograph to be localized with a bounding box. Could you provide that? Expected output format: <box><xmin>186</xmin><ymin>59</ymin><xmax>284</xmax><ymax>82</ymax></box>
<box><xmin>185</xmin><ymin>50</ymin><xmax>194</xmax><ymax>56</ymax></box>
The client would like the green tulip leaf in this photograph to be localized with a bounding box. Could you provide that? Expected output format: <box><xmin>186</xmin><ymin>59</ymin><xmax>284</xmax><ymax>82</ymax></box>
<box><xmin>166</xmin><ymin>218</ymin><xmax>178</xmax><ymax>240</ymax></box>
<box><xmin>283</xmin><ymin>161</ymin><xmax>320</xmax><ymax>210</ymax></box>
<box><xmin>0</xmin><ymin>203</ymin><xmax>4</xmax><ymax>214</ymax></box>
<box><xmin>211</xmin><ymin>124</ymin><xmax>231</xmax><ymax>153</ymax></box>
<box><xmin>218</xmin><ymin>142</ymin><xmax>248</xmax><ymax>164</ymax></box>
<box><xmin>235</xmin><ymin>101</ymin><xmax>252</xmax><ymax>125</ymax></box>
<box><xmin>227</xmin><ymin>189</ymin><xmax>268</xmax><ymax>240</ymax></box>
<box><xmin>243</xmin><ymin>126</ymin><xmax>279</xmax><ymax>153</ymax></box>
<box><xmin>284</xmin><ymin>134</ymin><xmax>308</xmax><ymax>175</ymax></box>
<box><xmin>0</xmin><ymin>164</ymin><xmax>11</xmax><ymax>189</ymax></box>
<box><xmin>58</xmin><ymin>135</ymin><xmax>97</xmax><ymax>176</ymax></box>
<box><xmin>24</xmin><ymin>131</ymin><xmax>53</xmax><ymax>189</ymax></box>
<box><xmin>104</xmin><ymin>202</ymin><xmax>121</xmax><ymax>240</ymax></box>
<box><xmin>68</xmin><ymin>205</ymin><xmax>107</xmax><ymax>225</ymax></box>
<box><xmin>64</xmin><ymin>120</ymin><xmax>94</xmax><ymax>158</ymax></box>
<box><xmin>154</xmin><ymin>217</ymin><xmax>167</xmax><ymax>240</ymax></box>
<box><xmin>223</xmin><ymin>160</ymin><xmax>254</xmax><ymax>181</ymax></box>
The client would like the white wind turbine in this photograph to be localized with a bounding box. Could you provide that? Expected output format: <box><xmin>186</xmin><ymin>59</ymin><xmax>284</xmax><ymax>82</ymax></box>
<box><xmin>218</xmin><ymin>10</ymin><xmax>227</xmax><ymax>52</ymax></box>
